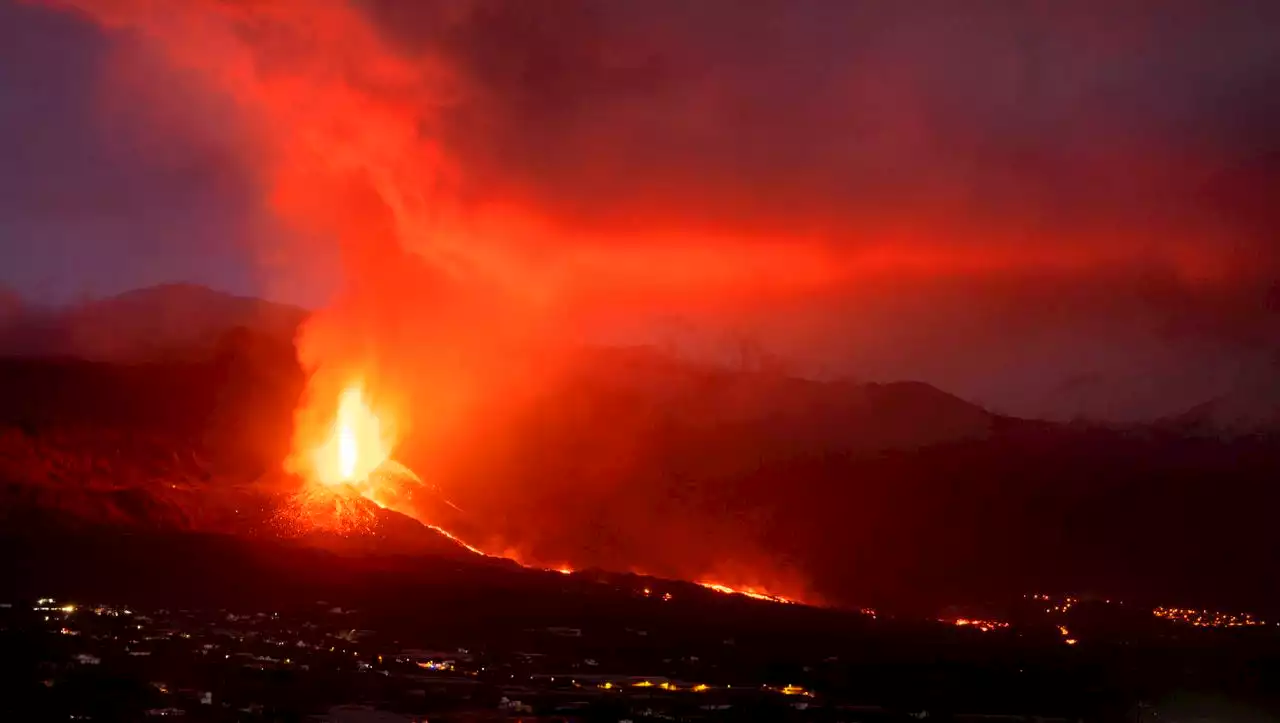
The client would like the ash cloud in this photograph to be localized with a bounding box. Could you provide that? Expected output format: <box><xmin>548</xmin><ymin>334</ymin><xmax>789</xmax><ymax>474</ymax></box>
<box><xmin>15</xmin><ymin>0</ymin><xmax>1280</xmax><ymax>419</ymax></box>
<box><xmin>357</xmin><ymin>0</ymin><xmax>1280</xmax><ymax>419</ymax></box>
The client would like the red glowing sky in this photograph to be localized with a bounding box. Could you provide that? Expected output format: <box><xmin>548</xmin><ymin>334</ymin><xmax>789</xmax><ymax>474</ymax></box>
<box><xmin>2</xmin><ymin>0</ymin><xmax>1279</xmax><ymax>420</ymax></box>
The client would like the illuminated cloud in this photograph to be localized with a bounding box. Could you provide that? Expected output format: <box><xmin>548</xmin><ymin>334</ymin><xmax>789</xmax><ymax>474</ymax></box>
<box><xmin>8</xmin><ymin>0</ymin><xmax>1280</xmax><ymax>420</ymax></box>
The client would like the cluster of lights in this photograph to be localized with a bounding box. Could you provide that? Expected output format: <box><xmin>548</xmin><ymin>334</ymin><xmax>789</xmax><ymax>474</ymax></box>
<box><xmin>1025</xmin><ymin>593</ymin><xmax>1079</xmax><ymax>614</ymax></box>
<box><xmin>1153</xmin><ymin>607</ymin><xmax>1267</xmax><ymax>628</ymax></box>
<box><xmin>596</xmin><ymin>680</ymin><xmax>710</xmax><ymax>693</ymax></box>
<box><xmin>592</xmin><ymin>680</ymin><xmax>811</xmax><ymax>697</ymax></box>
<box><xmin>950</xmin><ymin>618</ymin><xmax>1010</xmax><ymax>633</ymax></box>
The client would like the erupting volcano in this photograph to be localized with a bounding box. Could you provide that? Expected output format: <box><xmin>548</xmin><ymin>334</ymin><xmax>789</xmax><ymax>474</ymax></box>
<box><xmin>27</xmin><ymin>0</ymin><xmax>1035</xmax><ymax>612</ymax></box>
<box><xmin>311</xmin><ymin>384</ymin><xmax>393</xmax><ymax>492</ymax></box>
<box><xmin>276</xmin><ymin>381</ymin><xmax>559</xmax><ymax>569</ymax></box>
<box><xmin>280</xmin><ymin>382</ymin><xmax>468</xmax><ymax>548</ymax></box>
<box><xmin>280</xmin><ymin>381</ymin><xmax>413</xmax><ymax>532</ymax></box>
<box><xmin>278</xmin><ymin>381</ymin><xmax>804</xmax><ymax>605</ymax></box>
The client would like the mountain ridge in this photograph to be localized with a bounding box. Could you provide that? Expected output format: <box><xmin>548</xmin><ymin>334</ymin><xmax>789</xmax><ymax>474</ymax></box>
<box><xmin>0</xmin><ymin>283</ymin><xmax>308</xmax><ymax>362</ymax></box>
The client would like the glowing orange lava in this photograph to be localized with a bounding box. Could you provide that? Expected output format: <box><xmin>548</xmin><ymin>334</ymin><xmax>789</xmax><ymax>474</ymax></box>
<box><xmin>286</xmin><ymin>385</ymin><xmax>813</xmax><ymax>607</ymax></box>
<box><xmin>696</xmin><ymin>581</ymin><xmax>797</xmax><ymax>605</ymax></box>
<box><xmin>283</xmin><ymin>382</ymin><xmax>455</xmax><ymax>538</ymax></box>
<box><xmin>313</xmin><ymin>384</ymin><xmax>393</xmax><ymax>490</ymax></box>
<box><xmin>287</xmin><ymin>384</ymin><xmax>575</xmax><ymax>570</ymax></box>
<box><xmin>950</xmin><ymin>618</ymin><xmax>1010</xmax><ymax>633</ymax></box>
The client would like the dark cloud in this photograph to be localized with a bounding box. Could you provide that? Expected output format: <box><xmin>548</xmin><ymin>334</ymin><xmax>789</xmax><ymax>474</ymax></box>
<box><xmin>354</xmin><ymin>0</ymin><xmax>1280</xmax><ymax>417</ymax></box>
<box><xmin>355</xmin><ymin>1</ymin><xmax>1280</xmax><ymax>250</ymax></box>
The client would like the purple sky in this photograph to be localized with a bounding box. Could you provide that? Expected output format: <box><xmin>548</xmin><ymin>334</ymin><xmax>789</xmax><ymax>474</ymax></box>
<box><xmin>0</xmin><ymin>1</ymin><xmax>256</xmax><ymax>302</ymax></box>
<box><xmin>2</xmin><ymin>0</ymin><xmax>1278</xmax><ymax>420</ymax></box>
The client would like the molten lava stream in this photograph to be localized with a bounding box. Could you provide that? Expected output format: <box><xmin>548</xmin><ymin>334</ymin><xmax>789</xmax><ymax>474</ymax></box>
<box><xmin>290</xmin><ymin>384</ymin><xmax>799</xmax><ymax>603</ymax></box>
<box><xmin>289</xmin><ymin>384</ymin><xmax>567</xmax><ymax>571</ymax></box>
<box><xmin>696</xmin><ymin>581</ymin><xmax>798</xmax><ymax>605</ymax></box>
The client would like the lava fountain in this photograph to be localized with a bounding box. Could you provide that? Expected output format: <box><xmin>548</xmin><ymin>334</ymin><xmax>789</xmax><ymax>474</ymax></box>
<box><xmin>281</xmin><ymin>380</ymin><xmax>492</xmax><ymax>560</ymax></box>
<box><xmin>275</xmin><ymin>380</ymin><xmax>804</xmax><ymax>601</ymax></box>
<box><xmin>281</xmin><ymin>380</ymin><xmax>422</xmax><ymax>534</ymax></box>
<box><xmin>314</xmin><ymin>384</ymin><xmax>390</xmax><ymax>489</ymax></box>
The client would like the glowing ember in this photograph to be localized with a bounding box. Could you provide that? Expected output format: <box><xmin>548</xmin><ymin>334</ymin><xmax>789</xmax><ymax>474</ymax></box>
<box><xmin>764</xmin><ymin>684</ymin><xmax>815</xmax><ymax>698</ymax></box>
<box><xmin>950</xmin><ymin>617</ymin><xmax>1010</xmax><ymax>633</ymax></box>
<box><xmin>696</xmin><ymin>581</ymin><xmax>797</xmax><ymax>604</ymax></box>
<box><xmin>1153</xmin><ymin>606</ymin><xmax>1266</xmax><ymax>628</ymax></box>
<box><xmin>276</xmin><ymin>482</ymin><xmax>379</xmax><ymax>536</ymax></box>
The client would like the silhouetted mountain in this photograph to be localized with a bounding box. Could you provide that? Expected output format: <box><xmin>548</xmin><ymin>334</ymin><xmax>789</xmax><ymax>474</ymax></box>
<box><xmin>0</xmin><ymin>284</ymin><xmax>306</xmax><ymax>361</ymax></box>
<box><xmin>1162</xmin><ymin>362</ymin><xmax>1280</xmax><ymax>436</ymax></box>
<box><xmin>560</xmin><ymin>346</ymin><xmax>999</xmax><ymax>453</ymax></box>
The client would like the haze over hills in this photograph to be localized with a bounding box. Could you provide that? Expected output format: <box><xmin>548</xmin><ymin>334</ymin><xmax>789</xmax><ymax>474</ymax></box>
<box><xmin>1165</xmin><ymin>370</ymin><xmax>1280</xmax><ymax>436</ymax></box>
<box><xmin>0</xmin><ymin>283</ymin><xmax>307</xmax><ymax>362</ymax></box>
<box><xmin>3</xmin><ymin>282</ymin><xmax>1275</xmax><ymax>431</ymax></box>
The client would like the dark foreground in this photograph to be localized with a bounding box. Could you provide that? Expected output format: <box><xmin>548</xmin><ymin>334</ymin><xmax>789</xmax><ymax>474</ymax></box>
<box><xmin>2</xmin><ymin>531</ymin><xmax>1279</xmax><ymax>723</ymax></box>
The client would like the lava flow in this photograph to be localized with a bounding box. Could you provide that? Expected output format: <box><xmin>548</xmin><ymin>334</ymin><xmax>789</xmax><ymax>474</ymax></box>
<box><xmin>696</xmin><ymin>581</ymin><xmax>798</xmax><ymax>605</ymax></box>
<box><xmin>281</xmin><ymin>384</ymin><xmax>802</xmax><ymax>606</ymax></box>
<box><xmin>282</xmin><ymin>383</ymin><xmax>572</xmax><ymax>568</ymax></box>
